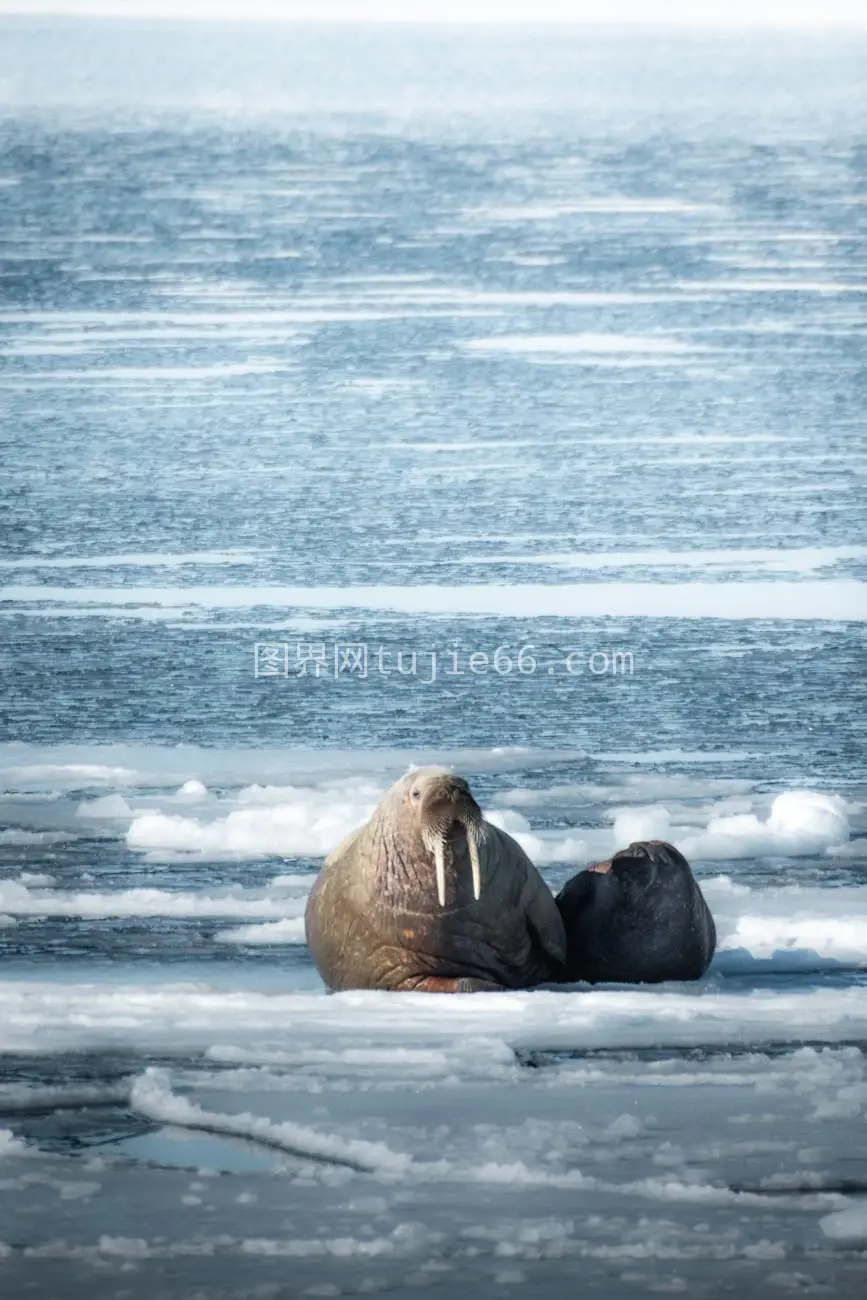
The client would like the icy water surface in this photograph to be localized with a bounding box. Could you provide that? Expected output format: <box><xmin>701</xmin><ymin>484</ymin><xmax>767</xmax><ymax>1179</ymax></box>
<box><xmin>1</xmin><ymin>19</ymin><xmax>867</xmax><ymax>1299</ymax></box>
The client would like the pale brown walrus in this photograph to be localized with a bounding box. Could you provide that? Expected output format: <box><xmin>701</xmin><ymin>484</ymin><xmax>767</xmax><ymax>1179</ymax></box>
<box><xmin>304</xmin><ymin>767</ymin><xmax>567</xmax><ymax>992</ymax></box>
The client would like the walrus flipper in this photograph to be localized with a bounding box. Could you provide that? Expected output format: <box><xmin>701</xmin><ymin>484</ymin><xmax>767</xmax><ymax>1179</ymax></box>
<box><xmin>397</xmin><ymin>975</ymin><xmax>506</xmax><ymax>993</ymax></box>
<box><xmin>489</xmin><ymin>827</ymin><xmax>566</xmax><ymax>969</ymax></box>
<box><xmin>525</xmin><ymin>878</ymin><xmax>567</xmax><ymax>968</ymax></box>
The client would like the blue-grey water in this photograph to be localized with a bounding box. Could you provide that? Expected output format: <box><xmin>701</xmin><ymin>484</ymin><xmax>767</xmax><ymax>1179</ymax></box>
<box><xmin>1</xmin><ymin>19</ymin><xmax>866</xmax><ymax>1300</ymax></box>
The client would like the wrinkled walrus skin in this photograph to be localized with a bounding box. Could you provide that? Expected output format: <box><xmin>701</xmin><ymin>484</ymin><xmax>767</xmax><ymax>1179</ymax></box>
<box><xmin>555</xmin><ymin>840</ymin><xmax>716</xmax><ymax>984</ymax></box>
<box><xmin>305</xmin><ymin>769</ymin><xmax>567</xmax><ymax>992</ymax></box>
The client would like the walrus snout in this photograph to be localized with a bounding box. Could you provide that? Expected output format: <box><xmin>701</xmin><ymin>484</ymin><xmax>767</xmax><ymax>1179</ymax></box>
<box><xmin>613</xmin><ymin>840</ymin><xmax>688</xmax><ymax>873</ymax></box>
<box><xmin>418</xmin><ymin>774</ymin><xmax>478</xmax><ymax>821</ymax></box>
<box><xmin>411</xmin><ymin>772</ymin><xmax>486</xmax><ymax>907</ymax></box>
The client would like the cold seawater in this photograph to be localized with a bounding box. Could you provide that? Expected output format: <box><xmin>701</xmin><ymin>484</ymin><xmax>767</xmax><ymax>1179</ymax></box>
<box><xmin>1</xmin><ymin>18</ymin><xmax>867</xmax><ymax>1299</ymax></box>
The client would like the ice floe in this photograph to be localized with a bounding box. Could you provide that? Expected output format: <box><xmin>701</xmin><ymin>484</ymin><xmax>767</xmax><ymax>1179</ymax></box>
<box><xmin>0</xmin><ymin>879</ymin><xmax>308</xmax><ymax>921</ymax></box>
<box><xmin>76</xmin><ymin>794</ymin><xmax>134</xmax><ymax>820</ymax></box>
<box><xmin>678</xmin><ymin>792</ymin><xmax>849</xmax><ymax>860</ymax></box>
<box><xmin>126</xmin><ymin>782</ymin><xmax>379</xmax><ymax>859</ymax></box>
<box><xmin>820</xmin><ymin>1202</ymin><xmax>867</xmax><ymax>1241</ymax></box>
<box><xmin>216</xmin><ymin>918</ymin><xmax>307</xmax><ymax>945</ymax></box>
<box><xmin>2</xmin><ymin>979</ymin><xmax>867</xmax><ymax>1058</ymax></box>
<box><xmin>118</xmin><ymin>782</ymin><xmax>852</xmax><ymax>870</ymax></box>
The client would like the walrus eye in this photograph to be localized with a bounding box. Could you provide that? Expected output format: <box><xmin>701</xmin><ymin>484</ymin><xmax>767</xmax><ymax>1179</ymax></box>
<box><xmin>411</xmin><ymin>789</ymin><xmax>421</xmax><ymax>800</ymax></box>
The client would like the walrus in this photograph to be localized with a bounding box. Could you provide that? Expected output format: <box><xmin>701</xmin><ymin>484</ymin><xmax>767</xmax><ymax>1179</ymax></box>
<box><xmin>555</xmin><ymin>840</ymin><xmax>716</xmax><ymax>984</ymax></box>
<box><xmin>305</xmin><ymin>768</ymin><xmax>567</xmax><ymax>992</ymax></box>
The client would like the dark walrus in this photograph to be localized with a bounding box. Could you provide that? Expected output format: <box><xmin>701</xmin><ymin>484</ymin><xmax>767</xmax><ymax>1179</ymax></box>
<box><xmin>305</xmin><ymin>767</ymin><xmax>566</xmax><ymax>992</ymax></box>
<box><xmin>556</xmin><ymin>840</ymin><xmax>716</xmax><ymax>984</ymax></box>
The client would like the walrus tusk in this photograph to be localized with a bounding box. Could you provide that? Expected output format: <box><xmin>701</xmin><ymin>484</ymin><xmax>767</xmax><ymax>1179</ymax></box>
<box><xmin>467</xmin><ymin>823</ymin><xmax>482</xmax><ymax>901</ymax></box>
<box><xmin>433</xmin><ymin>837</ymin><xmax>447</xmax><ymax>907</ymax></box>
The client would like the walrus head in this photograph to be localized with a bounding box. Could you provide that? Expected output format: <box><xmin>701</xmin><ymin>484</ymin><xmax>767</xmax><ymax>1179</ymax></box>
<box><xmin>402</xmin><ymin>768</ymin><xmax>486</xmax><ymax>907</ymax></box>
<box><xmin>586</xmin><ymin>841</ymin><xmax>688</xmax><ymax>888</ymax></box>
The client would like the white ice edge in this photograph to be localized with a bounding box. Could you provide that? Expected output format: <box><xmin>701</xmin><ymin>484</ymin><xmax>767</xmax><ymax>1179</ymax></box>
<box><xmin>454</xmin><ymin>545</ymin><xmax>867</xmax><ymax>575</ymax></box>
<box><xmin>3</xmin><ymin>980</ymin><xmax>867</xmax><ymax>1059</ymax></box>
<box><xmin>463</xmin><ymin>333</ymin><xmax>706</xmax><ymax>355</ymax></box>
<box><xmin>0</xmin><ymin>742</ymin><xmax>587</xmax><ymax>789</ymax></box>
<box><xmin>0</xmin><ymin>881</ymin><xmax>310</xmax><ymax>921</ymax></box>
<box><xmin>130</xmin><ymin>1068</ymin><xmax>410</xmax><ymax>1174</ymax></box>
<box><xmin>216</xmin><ymin>917</ymin><xmax>307</xmax><ymax>944</ymax></box>
<box><xmin>1</xmin><ymin>581</ymin><xmax>865</xmax><ymax>619</ymax></box>
<box><xmin>0</xmin><ymin>551</ymin><xmax>261</xmax><ymax>571</ymax></box>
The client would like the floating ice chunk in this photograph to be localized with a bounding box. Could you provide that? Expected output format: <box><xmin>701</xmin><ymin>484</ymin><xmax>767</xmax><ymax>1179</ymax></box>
<box><xmin>679</xmin><ymin>790</ymin><xmax>849</xmax><ymax>860</ymax></box>
<box><xmin>76</xmin><ymin>793</ymin><xmax>133</xmax><ymax>819</ymax></box>
<box><xmin>485</xmin><ymin>808</ymin><xmax>533</xmax><ymax>836</ymax></box>
<box><xmin>127</xmin><ymin>783</ymin><xmax>379</xmax><ymax>859</ymax></box>
<box><xmin>486</xmin><ymin>809</ymin><xmax>594</xmax><ymax>864</ymax></box>
<box><xmin>172</xmin><ymin>779</ymin><xmax>209</xmax><ymax>802</ymax></box>
<box><xmin>613</xmin><ymin>805</ymin><xmax>672</xmax><ymax>846</ymax></box>
<box><xmin>0</xmin><ymin>879</ymin><xmax>306</xmax><ymax>920</ymax></box>
<box><xmin>820</xmin><ymin>1202</ymin><xmax>867</xmax><ymax>1241</ymax></box>
<box><xmin>702</xmin><ymin>875</ymin><xmax>752</xmax><ymax>897</ymax></box>
<box><xmin>98</xmin><ymin>1236</ymin><xmax>151</xmax><ymax>1258</ymax></box>
<box><xmin>768</xmin><ymin>792</ymin><xmax>848</xmax><ymax>847</ymax></box>
<box><xmin>216</xmin><ymin>918</ymin><xmax>307</xmax><ymax>945</ymax></box>
<box><xmin>718</xmin><ymin>916</ymin><xmax>867</xmax><ymax>966</ymax></box>
<box><xmin>240</xmin><ymin>1230</ymin><xmax>425</xmax><ymax>1261</ymax></box>
<box><xmin>741</xmin><ymin>1241</ymin><xmax>787</xmax><ymax>1260</ymax></box>
<box><xmin>811</xmin><ymin>1081</ymin><xmax>867</xmax><ymax>1119</ymax></box>
<box><xmin>828</xmin><ymin>837</ymin><xmax>867</xmax><ymax>859</ymax></box>
<box><xmin>58</xmin><ymin>1181</ymin><xmax>100</xmax><ymax>1201</ymax></box>
<box><xmin>269</xmin><ymin>873</ymin><xmax>320</xmax><ymax>890</ymax></box>
<box><xmin>604</xmin><ymin>1115</ymin><xmax>642</xmax><ymax>1140</ymax></box>
<box><xmin>708</xmin><ymin>881</ymin><xmax>867</xmax><ymax>970</ymax></box>
<box><xmin>0</xmin><ymin>1129</ymin><xmax>27</xmax><ymax>1158</ymax></box>
<box><xmin>530</xmin><ymin>833</ymin><xmax>592</xmax><ymax>864</ymax></box>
